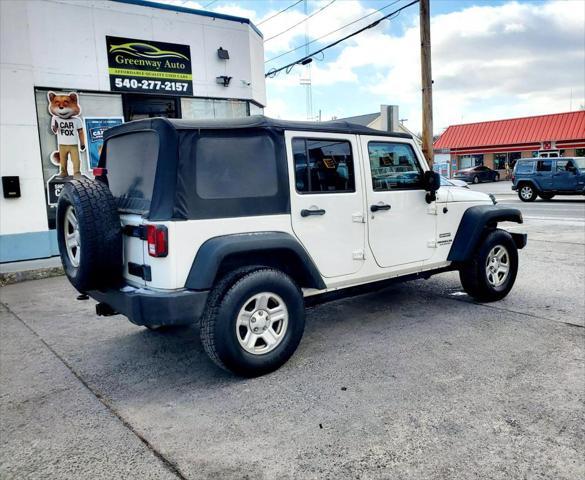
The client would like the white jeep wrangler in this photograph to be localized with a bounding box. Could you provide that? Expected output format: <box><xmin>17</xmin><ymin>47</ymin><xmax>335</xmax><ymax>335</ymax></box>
<box><xmin>57</xmin><ymin>117</ymin><xmax>526</xmax><ymax>377</ymax></box>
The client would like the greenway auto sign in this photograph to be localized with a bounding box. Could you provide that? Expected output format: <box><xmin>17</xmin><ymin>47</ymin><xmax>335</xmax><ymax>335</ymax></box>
<box><xmin>106</xmin><ymin>36</ymin><xmax>193</xmax><ymax>95</ymax></box>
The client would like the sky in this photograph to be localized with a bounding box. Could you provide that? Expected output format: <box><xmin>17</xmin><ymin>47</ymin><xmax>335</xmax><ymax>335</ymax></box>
<box><xmin>164</xmin><ymin>0</ymin><xmax>585</xmax><ymax>134</ymax></box>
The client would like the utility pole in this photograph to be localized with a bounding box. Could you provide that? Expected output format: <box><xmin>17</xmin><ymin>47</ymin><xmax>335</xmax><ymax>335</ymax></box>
<box><xmin>304</xmin><ymin>0</ymin><xmax>313</xmax><ymax>120</ymax></box>
<box><xmin>420</xmin><ymin>0</ymin><xmax>434</xmax><ymax>166</ymax></box>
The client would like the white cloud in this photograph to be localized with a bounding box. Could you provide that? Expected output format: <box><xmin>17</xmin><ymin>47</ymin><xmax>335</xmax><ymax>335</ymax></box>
<box><xmin>157</xmin><ymin>0</ymin><xmax>585</xmax><ymax>132</ymax></box>
<box><xmin>267</xmin><ymin>1</ymin><xmax>584</xmax><ymax>131</ymax></box>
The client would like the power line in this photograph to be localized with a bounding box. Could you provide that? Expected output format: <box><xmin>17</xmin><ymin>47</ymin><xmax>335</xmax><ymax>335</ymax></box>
<box><xmin>265</xmin><ymin>0</ymin><xmax>419</xmax><ymax>78</ymax></box>
<box><xmin>265</xmin><ymin>0</ymin><xmax>337</xmax><ymax>43</ymax></box>
<box><xmin>257</xmin><ymin>0</ymin><xmax>303</xmax><ymax>26</ymax></box>
<box><xmin>265</xmin><ymin>0</ymin><xmax>402</xmax><ymax>64</ymax></box>
<box><xmin>203</xmin><ymin>0</ymin><xmax>218</xmax><ymax>8</ymax></box>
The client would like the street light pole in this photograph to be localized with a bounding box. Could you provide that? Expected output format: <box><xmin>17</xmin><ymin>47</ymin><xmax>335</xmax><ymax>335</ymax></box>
<box><xmin>420</xmin><ymin>0</ymin><xmax>434</xmax><ymax>167</ymax></box>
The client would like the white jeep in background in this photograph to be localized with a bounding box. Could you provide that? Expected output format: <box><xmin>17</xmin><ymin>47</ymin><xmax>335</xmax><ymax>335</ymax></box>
<box><xmin>57</xmin><ymin>116</ymin><xmax>526</xmax><ymax>377</ymax></box>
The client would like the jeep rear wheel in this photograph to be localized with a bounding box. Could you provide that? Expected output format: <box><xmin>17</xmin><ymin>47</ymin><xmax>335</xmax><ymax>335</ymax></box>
<box><xmin>57</xmin><ymin>178</ymin><xmax>122</xmax><ymax>292</ymax></box>
<box><xmin>518</xmin><ymin>184</ymin><xmax>537</xmax><ymax>202</ymax></box>
<box><xmin>459</xmin><ymin>229</ymin><xmax>518</xmax><ymax>302</ymax></box>
<box><xmin>200</xmin><ymin>268</ymin><xmax>305</xmax><ymax>377</ymax></box>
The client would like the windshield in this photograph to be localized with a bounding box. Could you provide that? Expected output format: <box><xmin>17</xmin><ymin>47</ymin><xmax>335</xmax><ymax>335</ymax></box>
<box><xmin>573</xmin><ymin>158</ymin><xmax>585</xmax><ymax>171</ymax></box>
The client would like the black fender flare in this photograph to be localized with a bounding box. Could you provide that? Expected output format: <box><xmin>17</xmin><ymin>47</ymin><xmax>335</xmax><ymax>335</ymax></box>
<box><xmin>516</xmin><ymin>179</ymin><xmax>540</xmax><ymax>192</ymax></box>
<box><xmin>185</xmin><ymin>232</ymin><xmax>326</xmax><ymax>290</ymax></box>
<box><xmin>447</xmin><ymin>205</ymin><xmax>525</xmax><ymax>263</ymax></box>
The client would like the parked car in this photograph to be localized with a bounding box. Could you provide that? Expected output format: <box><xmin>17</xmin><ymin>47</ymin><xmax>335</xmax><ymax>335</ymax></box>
<box><xmin>453</xmin><ymin>165</ymin><xmax>500</xmax><ymax>184</ymax></box>
<box><xmin>56</xmin><ymin>116</ymin><xmax>526</xmax><ymax>377</ymax></box>
<box><xmin>512</xmin><ymin>157</ymin><xmax>585</xmax><ymax>202</ymax></box>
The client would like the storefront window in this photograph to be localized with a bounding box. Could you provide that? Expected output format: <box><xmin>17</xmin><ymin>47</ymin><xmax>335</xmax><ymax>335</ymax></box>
<box><xmin>459</xmin><ymin>154</ymin><xmax>484</xmax><ymax>169</ymax></box>
<box><xmin>181</xmin><ymin>98</ymin><xmax>250</xmax><ymax>120</ymax></box>
<box><xmin>250</xmin><ymin>103</ymin><xmax>264</xmax><ymax>116</ymax></box>
<box><xmin>34</xmin><ymin>89</ymin><xmax>124</xmax><ymax>228</ymax></box>
<box><xmin>213</xmin><ymin>99</ymin><xmax>248</xmax><ymax>119</ymax></box>
<box><xmin>508</xmin><ymin>152</ymin><xmax>521</xmax><ymax>168</ymax></box>
<box><xmin>494</xmin><ymin>153</ymin><xmax>507</xmax><ymax>170</ymax></box>
<box><xmin>577</xmin><ymin>148</ymin><xmax>585</xmax><ymax>157</ymax></box>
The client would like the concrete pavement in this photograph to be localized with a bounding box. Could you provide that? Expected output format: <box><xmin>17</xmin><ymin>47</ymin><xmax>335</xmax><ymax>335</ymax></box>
<box><xmin>1</xmin><ymin>209</ymin><xmax>584</xmax><ymax>479</ymax></box>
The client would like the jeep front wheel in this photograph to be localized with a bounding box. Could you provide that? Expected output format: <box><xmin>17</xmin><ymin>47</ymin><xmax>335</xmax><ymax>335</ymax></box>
<box><xmin>459</xmin><ymin>229</ymin><xmax>518</xmax><ymax>302</ymax></box>
<box><xmin>200</xmin><ymin>268</ymin><xmax>305</xmax><ymax>377</ymax></box>
<box><xmin>518</xmin><ymin>184</ymin><xmax>537</xmax><ymax>202</ymax></box>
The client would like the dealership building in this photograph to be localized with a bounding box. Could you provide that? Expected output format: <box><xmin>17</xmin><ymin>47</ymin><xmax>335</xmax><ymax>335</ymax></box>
<box><xmin>0</xmin><ymin>0</ymin><xmax>265</xmax><ymax>263</ymax></box>
<box><xmin>434</xmin><ymin>111</ymin><xmax>585</xmax><ymax>176</ymax></box>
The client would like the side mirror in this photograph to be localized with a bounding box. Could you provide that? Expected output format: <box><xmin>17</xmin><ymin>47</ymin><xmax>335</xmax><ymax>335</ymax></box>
<box><xmin>423</xmin><ymin>170</ymin><xmax>441</xmax><ymax>203</ymax></box>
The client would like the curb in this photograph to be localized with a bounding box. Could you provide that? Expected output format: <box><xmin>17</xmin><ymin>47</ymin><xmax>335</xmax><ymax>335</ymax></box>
<box><xmin>0</xmin><ymin>266</ymin><xmax>64</xmax><ymax>287</ymax></box>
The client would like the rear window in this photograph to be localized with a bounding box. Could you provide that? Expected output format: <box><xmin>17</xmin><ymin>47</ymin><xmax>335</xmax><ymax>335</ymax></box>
<box><xmin>195</xmin><ymin>135</ymin><xmax>278</xmax><ymax>199</ymax></box>
<box><xmin>515</xmin><ymin>161</ymin><xmax>534</xmax><ymax>174</ymax></box>
<box><xmin>106</xmin><ymin>131</ymin><xmax>159</xmax><ymax>213</ymax></box>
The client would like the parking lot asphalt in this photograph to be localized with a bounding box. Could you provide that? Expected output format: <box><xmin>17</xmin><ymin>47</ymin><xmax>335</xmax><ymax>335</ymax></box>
<box><xmin>1</xmin><ymin>206</ymin><xmax>584</xmax><ymax>479</ymax></box>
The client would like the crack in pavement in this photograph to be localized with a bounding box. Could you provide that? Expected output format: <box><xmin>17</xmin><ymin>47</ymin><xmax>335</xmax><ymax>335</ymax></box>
<box><xmin>1</xmin><ymin>302</ymin><xmax>189</xmax><ymax>480</ymax></box>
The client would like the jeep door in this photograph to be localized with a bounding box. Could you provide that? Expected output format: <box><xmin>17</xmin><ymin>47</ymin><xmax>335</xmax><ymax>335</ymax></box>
<box><xmin>553</xmin><ymin>159</ymin><xmax>579</xmax><ymax>191</ymax></box>
<box><xmin>535</xmin><ymin>159</ymin><xmax>553</xmax><ymax>190</ymax></box>
<box><xmin>286</xmin><ymin>132</ymin><xmax>365</xmax><ymax>278</ymax></box>
<box><xmin>360</xmin><ymin>137</ymin><xmax>435</xmax><ymax>268</ymax></box>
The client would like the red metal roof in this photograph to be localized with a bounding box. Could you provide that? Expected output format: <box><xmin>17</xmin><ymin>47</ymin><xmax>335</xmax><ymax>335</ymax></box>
<box><xmin>434</xmin><ymin>111</ymin><xmax>585</xmax><ymax>151</ymax></box>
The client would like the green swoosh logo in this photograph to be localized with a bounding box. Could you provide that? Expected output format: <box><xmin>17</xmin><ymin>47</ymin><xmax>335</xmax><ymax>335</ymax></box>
<box><xmin>109</xmin><ymin>42</ymin><xmax>189</xmax><ymax>61</ymax></box>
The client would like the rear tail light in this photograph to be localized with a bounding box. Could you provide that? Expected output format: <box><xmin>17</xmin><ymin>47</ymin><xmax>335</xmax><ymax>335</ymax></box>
<box><xmin>93</xmin><ymin>167</ymin><xmax>108</xmax><ymax>177</ymax></box>
<box><xmin>146</xmin><ymin>225</ymin><xmax>168</xmax><ymax>257</ymax></box>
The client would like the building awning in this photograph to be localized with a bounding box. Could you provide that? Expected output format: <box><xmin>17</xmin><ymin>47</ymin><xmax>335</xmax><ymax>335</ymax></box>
<box><xmin>434</xmin><ymin>111</ymin><xmax>585</xmax><ymax>154</ymax></box>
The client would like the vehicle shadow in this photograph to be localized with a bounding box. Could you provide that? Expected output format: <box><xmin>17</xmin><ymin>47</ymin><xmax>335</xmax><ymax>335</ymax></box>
<box><xmin>536</xmin><ymin>198</ymin><xmax>585</xmax><ymax>203</ymax></box>
<box><xmin>82</xmin><ymin>282</ymin><xmax>430</xmax><ymax>391</ymax></box>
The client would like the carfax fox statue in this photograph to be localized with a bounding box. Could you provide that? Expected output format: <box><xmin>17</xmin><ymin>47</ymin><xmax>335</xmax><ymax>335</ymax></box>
<box><xmin>48</xmin><ymin>91</ymin><xmax>86</xmax><ymax>177</ymax></box>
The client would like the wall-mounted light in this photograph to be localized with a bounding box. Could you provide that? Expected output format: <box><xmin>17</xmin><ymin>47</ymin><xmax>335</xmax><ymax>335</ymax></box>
<box><xmin>217</xmin><ymin>47</ymin><xmax>230</xmax><ymax>60</ymax></box>
<box><xmin>216</xmin><ymin>75</ymin><xmax>232</xmax><ymax>87</ymax></box>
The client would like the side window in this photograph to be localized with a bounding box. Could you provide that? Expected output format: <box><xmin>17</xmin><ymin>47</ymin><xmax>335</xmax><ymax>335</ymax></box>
<box><xmin>368</xmin><ymin>142</ymin><xmax>423</xmax><ymax>191</ymax></box>
<box><xmin>196</xmin><ymin>134</ymin><xmax>278</xmax><ymax>199</ymax></box>
<box><xmin>515</xmin><ymin>162</ymin><xmax>534</xmax><ymax>174</ymax></box>
<box><xmin>292</xmin><ymin>138</ymin><xmax>355</xmax><ymax>193</ymax></box>
<box><xmin>556</xmin><ymin>160</ymin><xmax>574</xmax><ymax>172</ymax></box>
<box><xmin>537</xmin><ymin>160</ymin><xmax>552</xmax><ymax>172</ymax></box>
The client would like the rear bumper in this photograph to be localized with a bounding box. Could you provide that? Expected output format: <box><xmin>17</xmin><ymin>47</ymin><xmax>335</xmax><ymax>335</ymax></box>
<box><xmin>89</xmin><ymin>286</ymin><xmax>209</xmax><ymax>327</ymax></box>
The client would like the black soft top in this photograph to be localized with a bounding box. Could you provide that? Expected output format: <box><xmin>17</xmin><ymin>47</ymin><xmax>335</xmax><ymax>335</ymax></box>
<box><xmin>104</xmin><ymin>115</ymin><xmax>413</xmax><ymax>139</ymax></box>
<box><xmin>101</xmin><ymin>116</ymin><xmax>412</xmax><ymax>221</ymax></box>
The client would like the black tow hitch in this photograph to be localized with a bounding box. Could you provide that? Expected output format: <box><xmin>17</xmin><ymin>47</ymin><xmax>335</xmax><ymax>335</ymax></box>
<box><xmin>96</xmin><ymin>302</ymin><xmax>118</xmax><ymax>317</ymax></box>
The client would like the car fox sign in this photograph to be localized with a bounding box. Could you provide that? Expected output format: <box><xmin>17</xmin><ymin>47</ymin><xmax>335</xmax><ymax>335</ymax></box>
<box><xmin>106</xmin><ymin>36</ymin><xmax>193</xmax><ymax>95</ymax></box>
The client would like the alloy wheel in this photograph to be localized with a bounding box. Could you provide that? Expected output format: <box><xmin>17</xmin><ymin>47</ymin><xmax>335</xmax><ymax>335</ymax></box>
<box><xmin>485</xmin><ymin>245</ymin><xmax>510</xmax><ymax>287</ymax></box>
<box><xmin>64</xmin><ymin>206</ymin><xmax>81</xmax><ymax>267</ymax></box>
<box><xmin>520</xmin><ymin>186</ymin><xmax>533</xmax><ymax>200</ymax></box>
<box><xmin>236</xmin><ymin>292</ymin><xmax>289</xmax><ymax>355</ymax></box>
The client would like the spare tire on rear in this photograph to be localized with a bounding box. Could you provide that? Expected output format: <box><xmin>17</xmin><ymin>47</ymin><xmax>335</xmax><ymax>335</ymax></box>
<box><xmin>57</xmin><ymin>177</ymin><xmax>123</xmax><ymax>292</ymax></box>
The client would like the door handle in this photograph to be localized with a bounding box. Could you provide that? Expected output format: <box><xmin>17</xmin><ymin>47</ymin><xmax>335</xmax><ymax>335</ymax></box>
<box><xmin>370</xmin><ymin>203</ymin><xmax>391</xmax><ymax>212</ymax></box>
<box><xmin>301</xmin><ymin>208</ymin><xmax>326</xmax><ymax>217</ymax></box>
